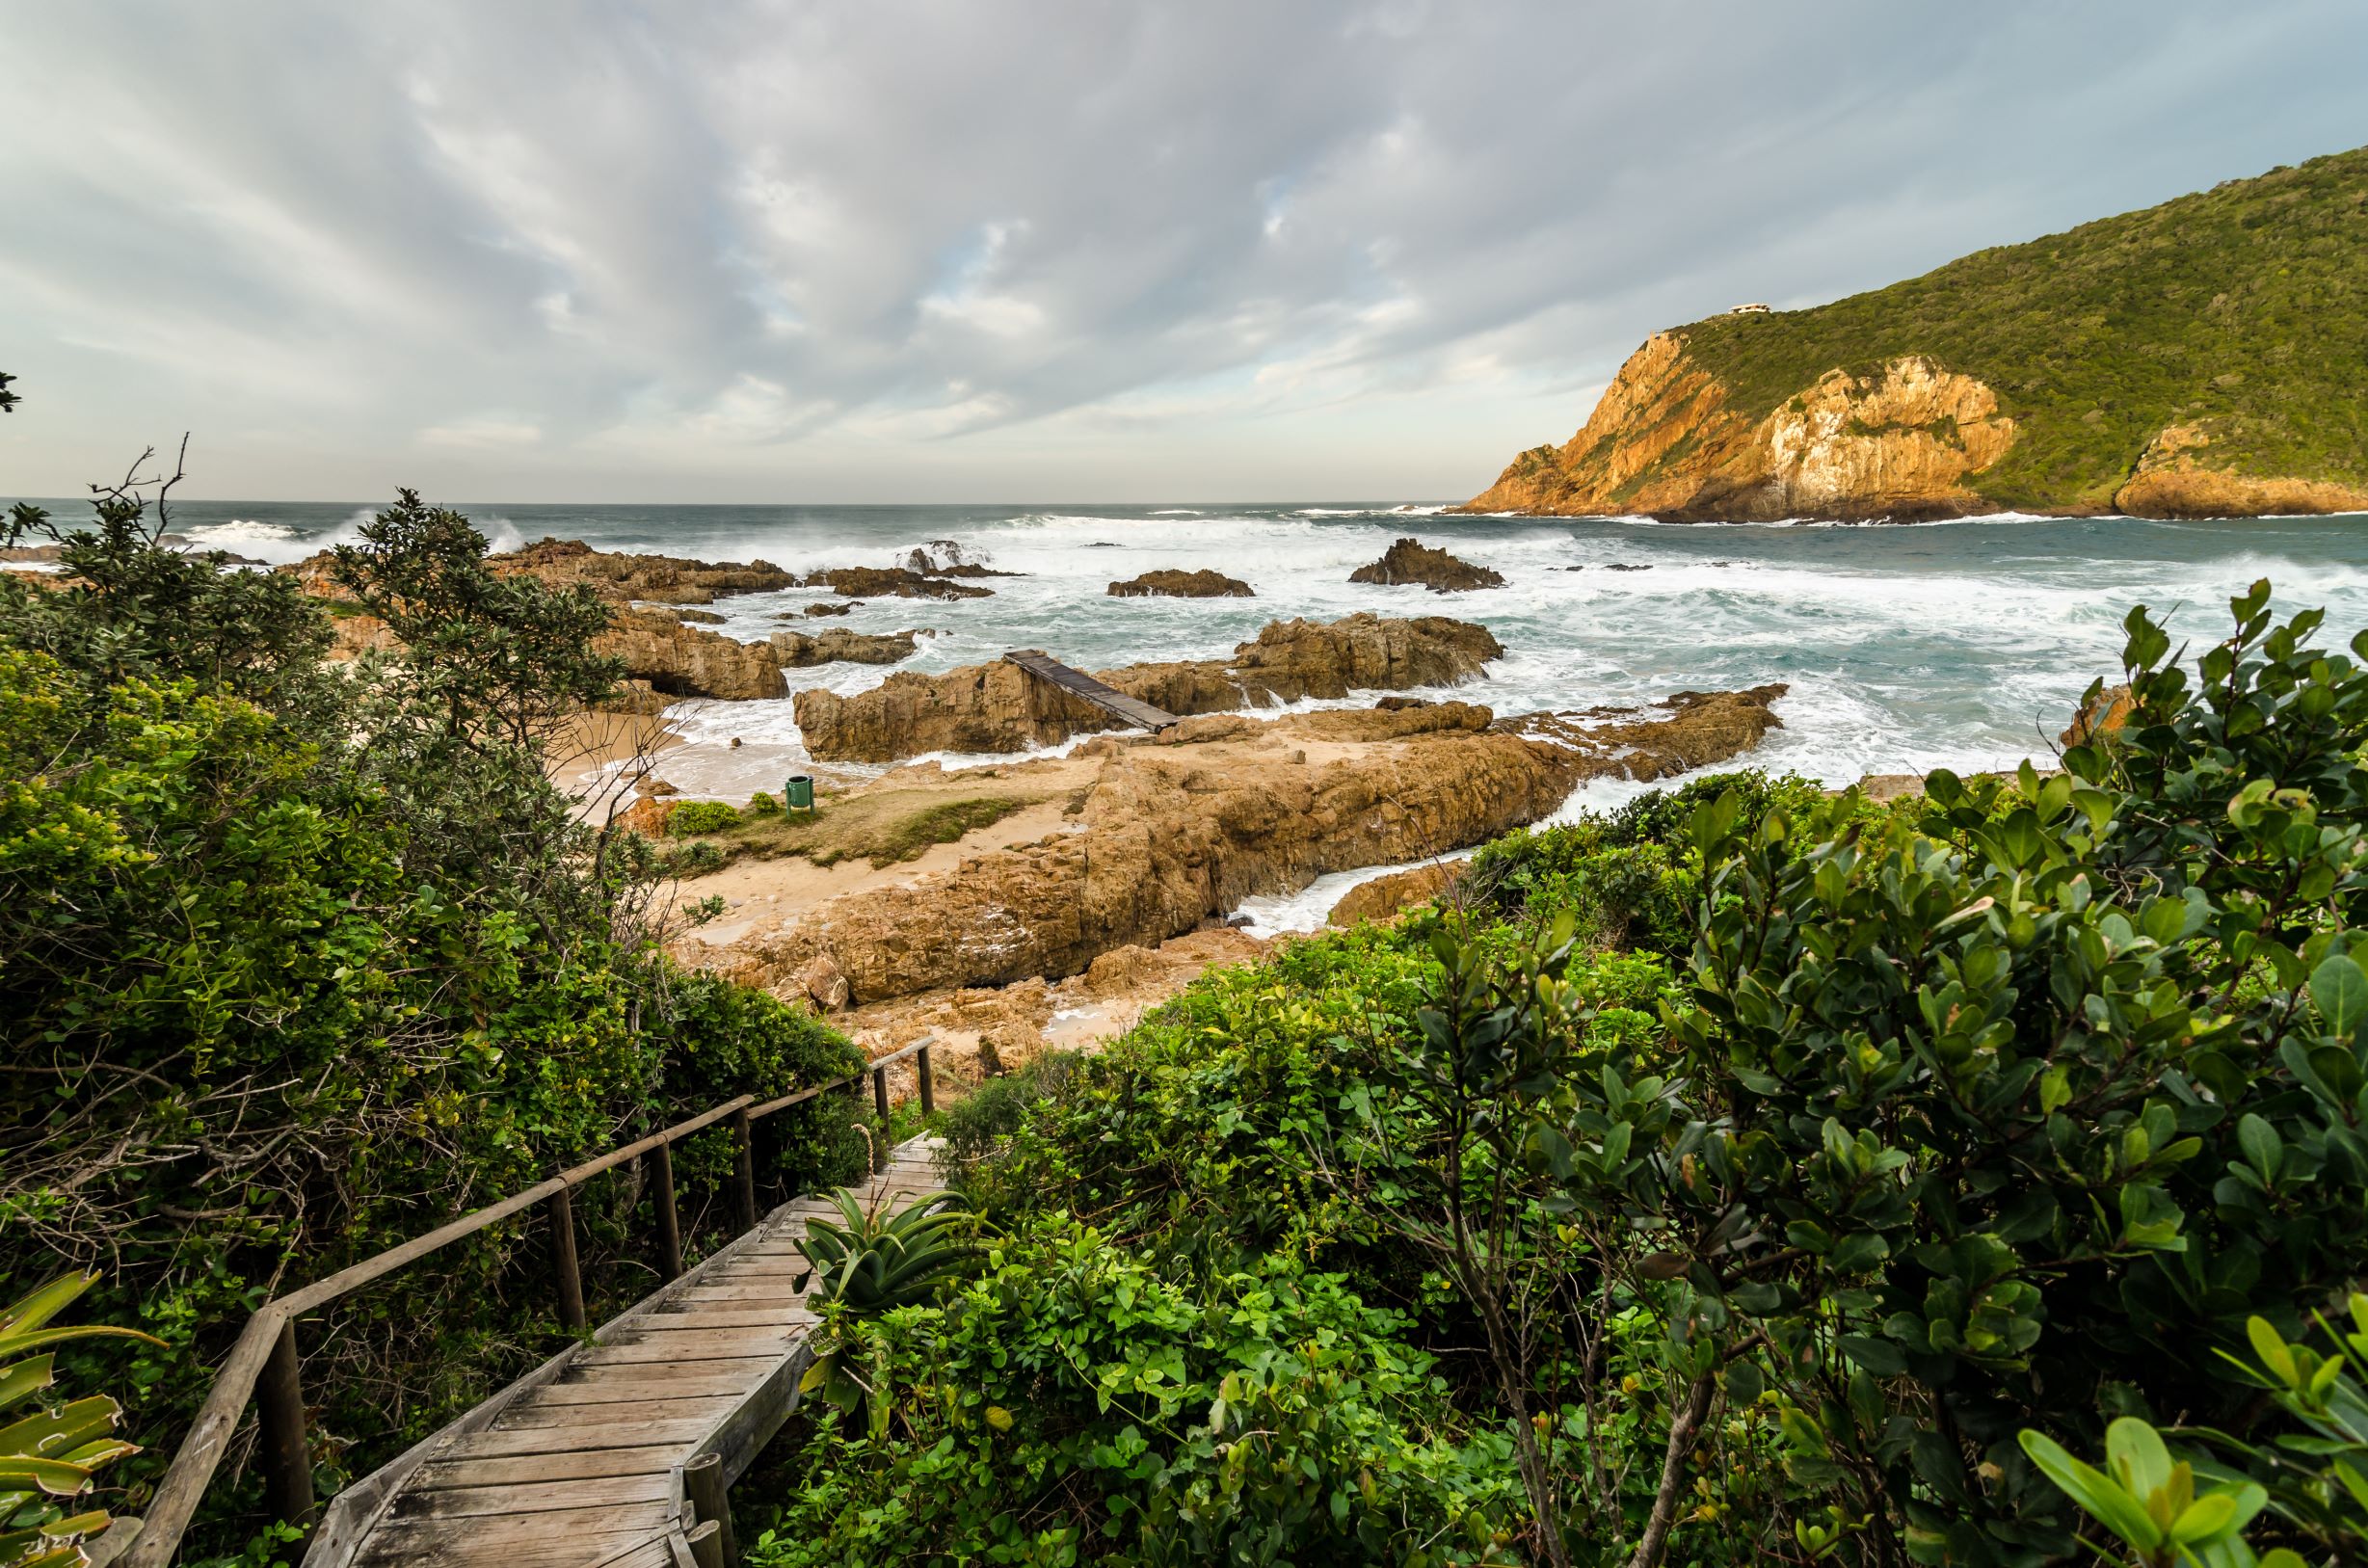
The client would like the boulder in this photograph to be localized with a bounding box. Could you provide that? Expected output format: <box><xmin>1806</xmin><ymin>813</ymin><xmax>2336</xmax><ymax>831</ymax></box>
<box><xmin>903</xmin><ymin>542</ymin><xmax>1018</xmax><ymax>578</ymax></box>
<box><xmin>800</xmin><ymin>954</ymin><xmax>853</xmax><ymax>1012</ymax></box>
<box><xmin>2061</xmin><ymin>683</ymin><xmax>2135</xmax><ymax>748</ymax></box>
<box><xmin>794</xmin><ymin>612</ymin><xmax>1504</xmax><ymax>763</ymax></box>
<box><xmin>1349</xmin><ymin>537</ymin><xmax>1505</xmax><ymax>592</ymax></box>
<box><xmin>767</xmin><ymin>628</ymin><xmax>921</xmax><ymax>668</ymax></box>
<box><xmin>1328</xmin><ymin>863</ymin><xmax>1465</xmax><ymax>926</ymax></box>
<box><xmin>1107</xmin><ymin>569</ymin><xmax>1254</xmax><ymax>598</ymax></box>
<box><xmin>803</xmin><ymin>601</ymin><xmax>855</xmax><ymax>617</ymax></box>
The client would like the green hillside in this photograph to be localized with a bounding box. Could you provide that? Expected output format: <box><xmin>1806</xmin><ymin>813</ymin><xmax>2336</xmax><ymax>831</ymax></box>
<box><xmin>1675</xmin><ymin>146</ymin><xmax>2368</xmax><ymax>510</ymax></box>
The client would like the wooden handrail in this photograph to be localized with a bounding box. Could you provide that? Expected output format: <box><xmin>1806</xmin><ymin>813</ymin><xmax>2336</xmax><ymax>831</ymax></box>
<box><xmin>122</xmin><ymin>1036</ymin><xmax>936</xmax><ymax>1568</ymax></box>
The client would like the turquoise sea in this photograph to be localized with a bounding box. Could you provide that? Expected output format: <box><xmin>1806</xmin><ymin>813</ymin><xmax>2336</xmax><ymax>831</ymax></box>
<box><xmin>62</xmin><ymin>496</ymin><xmax>2368</xmax><ymax>814</ymax></box>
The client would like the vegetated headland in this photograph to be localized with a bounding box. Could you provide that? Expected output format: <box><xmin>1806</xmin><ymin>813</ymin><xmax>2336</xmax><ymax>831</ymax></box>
<box><xmin>1464</xmin><ymin>145</ymin><xmax>2368</xmax><ymax>521</ymax></box>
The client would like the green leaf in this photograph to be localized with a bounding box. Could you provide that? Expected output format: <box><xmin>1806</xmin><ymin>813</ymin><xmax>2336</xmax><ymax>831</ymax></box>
<box><xmin>2020</xmin><ymin>1429</ymin><xmax>2161</xmax><ymax>1552</ymax></box>
<box><xmin>2310</xmin><ymin>954</ymin><xmax>2368</xmax><ymax>1041</ymax></box>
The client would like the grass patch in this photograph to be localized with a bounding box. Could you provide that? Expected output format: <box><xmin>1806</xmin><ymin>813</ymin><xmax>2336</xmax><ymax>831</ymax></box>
<box><xmin>675</xmin><ymin>788</ymin><xmax>1045</xmax><ymax>872</ymax></box>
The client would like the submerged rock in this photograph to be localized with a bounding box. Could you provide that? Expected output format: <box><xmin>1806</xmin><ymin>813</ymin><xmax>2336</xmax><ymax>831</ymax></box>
<box><xmin>1349</xmin><ymin>537</ymin><xmax>1506</xmax><ymax>592</ymax></box>
<box><xmin>793</xmin><ymin>612</ymin><xmax>1505</xmax><ymax>763</ymax></box>
<box><xmin>1107</xmin><ymin>569</ymin><xmax>1254</xmax><ymax>598</ymax></box>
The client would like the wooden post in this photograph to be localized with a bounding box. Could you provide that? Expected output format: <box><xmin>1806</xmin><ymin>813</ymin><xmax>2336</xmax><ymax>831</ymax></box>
<box><xmin>871</xmin><ymin>1068</ymin><xmax>891</xmax><ymax>1171</ymax></box>
<box><xmin>683</xmin><ymin>1519</ymin><xmax>725</xmax><ymax>1568</ymax></box>
<box><xmin>730</xmin><ymin>1107</ymin><xmax>758</xmax><ymax>1233</ymax></box>
<box><xmin>682</xmin><ymin>1452</ymin><xmax>737</xmax><ymax>1565</ymax></box>
<box><xmin>652</xmin><ymin>1140</ymin><xmax>684</xmax><ymax>1281</ymax></box>
<box><xmin>548</xmin><ymin>1185</ymin><xmax>587</xmax><ymax>1332</ymax></box>
<box><xmin>917</xmin><ymin>1042</ymin><xmax>935</xmax><ymax>1116</ymax></box>
<box><xmin>254</xmin><ymin>1318</ymin><xmax>314</xmax><ymax>1533</ymax></box>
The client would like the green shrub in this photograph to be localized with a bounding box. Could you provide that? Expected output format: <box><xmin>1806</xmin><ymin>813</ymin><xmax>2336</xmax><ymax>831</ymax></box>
<box><xmin>747</xmin><ymin>790</ymin><xmax>780</xmax><ymax>814</ymax></box>
<box><xmin>748</xmin><ymin>1218</ymin><xmax>1526</xmax><ymax>1568</ymax></box>
<box><xmin>1624</xmin><ymin>581</ymin><xmax>2368</xmax><ymax>1562</ymax></box>
<box><xmin>667</xmin><ymin>799</ymin><xmax>743</xmax><ymax>836</ymax></box>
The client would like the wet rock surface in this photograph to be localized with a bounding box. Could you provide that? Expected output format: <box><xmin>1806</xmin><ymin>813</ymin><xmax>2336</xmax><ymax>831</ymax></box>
<box><xmin>1107</xmin><ymin>568</ymin><xmax>1254</xmax><ymax>598</ymax></box>
<box><xmin>1349</xmin><ymin>537</ymin><xmax>1506</xmax><ymax>592</ymax></box>
<box><xmin>766</xmin><ymin>627</ymin><xmax>922</xmax><ymax>667</ymax></box>
<box><xmin>804</xmin><ymin>566</ymin><xmax>994</xmax><ymax>599</ymax></box>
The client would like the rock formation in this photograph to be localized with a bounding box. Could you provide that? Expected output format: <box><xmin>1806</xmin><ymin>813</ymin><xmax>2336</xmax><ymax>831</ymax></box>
<box><xmin>604</xmin><ymin>608</ymin><xmax>786</xmax><ymax>700</ymax></box>
<box><xmin>804</xmin><ymin>566</ymin><xmax>994</xmax><ymax>600</ymax></box>
<box><xmin>1458</xmin><ymin>149</ymin><xmax>2368</xmax><ymax>521</ymax></box>
<box><xmin>766</xmin><ymin>627</ymin><xmax>921</xmax><ymax>668</ymax></box>
<box><xmin>1497</xmin><ymin>686</ymin><xmax>1790</xmax><ymax>781</ymax></box>
<box><xmin>1328</xmin><ymin>863</ymin><xmax>1465</xmax><ymax>926</ymax></box>
<box><xmin>1462</xmin><ymin>336</ymin><xmax>2018</xmax><ymax>522</ymax></box>
<box><xmin>792</xmin><ymin>612</ymin><xmax>1505</xmax><ymax>762</ymax></box>
<box><xmin>489</xmin><ymin>537</ymin><xmax>797</xmax><ymax>602</ymax></box>
<box><xmin>2114</xmin><ymin>424</ymin><xmax>2368</xmax><ymax>518</ymax></box>
<box><xmin>1350</xmin><ymin>538</ymin><xmax>1506</xmax><ymax>592</ymax></box>
<box><xmin>289</xmin><ymin>539</ymin><xmax>811</xmax><ymax>701</ymax></box>
<box><xmin>902</xmin><ymin>542</ymin><xmax>1017</xmax><ymax>578</ymax></box>
<box><xmin>688</xmin><ymin>684</ymin><xmax>1783</xmax><ymax>1002</ymax></box>
<box><xmin>1107</xmin><ymin>569</ymin><xmax>1254</xmax><ymax>598</ymax></box>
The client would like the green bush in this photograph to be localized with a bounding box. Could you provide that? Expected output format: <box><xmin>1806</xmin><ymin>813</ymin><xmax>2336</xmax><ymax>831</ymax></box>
<box><xmin>749</xmin><ymin>1217</ymin><xmax>1527</xmax><ymax>1568</ymax></box>
<box><xmin>1628</xmin><ymin>581</ymin><xmax>2368</xmax><ymax>1562</ymax></box>
<box><xmin>667</xmin><ymin>799</ymin><xmax>743</xmax><ymax>836</ymax></box>
<box><xmin>747</xmin><ymin>790</ymin><xmax>781</xmax><ymax>814</ymax></box>
<box><xmin>0</xmin><ymin>489</ymin><xmax>871</xmax><ymax>1552</ymax></box>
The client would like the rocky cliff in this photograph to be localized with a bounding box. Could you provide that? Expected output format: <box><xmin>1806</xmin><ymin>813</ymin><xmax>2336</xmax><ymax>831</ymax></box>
<box><xmin>1464</xmin><ymin>146</ymin><xmax>2368</xmax><ymax>521</ymax></box>
<box><xmin>1465</xmin><ymin>336</ymin><xmax>2019</xmax><ymax>521</ymax></box>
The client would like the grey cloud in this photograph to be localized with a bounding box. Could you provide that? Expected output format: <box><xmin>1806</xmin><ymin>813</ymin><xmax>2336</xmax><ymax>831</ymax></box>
<box><xmin>0</xmin><ymin>0</ymin><xmax>2359</xmax><ymax>501</ymax></box>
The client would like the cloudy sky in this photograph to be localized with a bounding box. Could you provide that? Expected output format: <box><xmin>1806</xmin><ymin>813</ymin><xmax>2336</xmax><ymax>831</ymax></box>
<box><xmin>2</xmin><ymin>2</ymin><xmax>2360</xmax><ymax>504</ymax></box>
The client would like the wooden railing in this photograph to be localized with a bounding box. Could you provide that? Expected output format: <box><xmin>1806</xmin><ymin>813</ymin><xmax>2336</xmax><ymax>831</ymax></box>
<box><xmin>120</xmin><ymin>1037</ymin><xmax>936</xmax><ymax>1568</ymax></box>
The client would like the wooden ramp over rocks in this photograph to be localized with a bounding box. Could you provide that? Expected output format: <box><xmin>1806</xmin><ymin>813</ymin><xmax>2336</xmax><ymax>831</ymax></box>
<box><xmin>1004</xmin><ymin>649</ymin><xmax>1180</xmax><ymax>732</ymax></box>
<box><xmin>308</xmin><ymin>1138</ymin><xmax>946</xmax><ymax>1568</ymax></box>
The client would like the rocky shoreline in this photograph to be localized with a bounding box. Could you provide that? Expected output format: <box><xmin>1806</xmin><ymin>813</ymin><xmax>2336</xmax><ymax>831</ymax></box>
<box><xmin>286</xmin><ymin>534</ymin><xmax>1798</xmax><ymax>1091</ymax></box>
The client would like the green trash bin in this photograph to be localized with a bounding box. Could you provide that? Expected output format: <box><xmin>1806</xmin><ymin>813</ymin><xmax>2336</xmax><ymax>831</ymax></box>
<box><xmin>784</xmin><ymin>774</ymin><xmax>815</xmax><ymax>816</ymax></box>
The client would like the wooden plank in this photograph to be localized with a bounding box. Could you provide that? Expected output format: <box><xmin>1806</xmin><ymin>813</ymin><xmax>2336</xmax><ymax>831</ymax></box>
<box><xmin>440</xmin><ymin>1421</ymin><xmax>715</xmax><ymax>1459</ymax></box>
<box><xmin>1004</xmin><ymin>650</ymin><xmax>1178</xmax><ymax>731</ymax></box>
<box><xmin>520</xmin><ymin>1383</ymin><xmax>767</xmax><ymax>1421</ymax></box>
<box><xmin>638</xmin><ymin>1307</ymin><xmax>815</xmax><ymax>1330</ymax></box>
<box><xmin>391</xmin><ymin>1473</ymin><xmax>675</xmax><ymax>1520</ymax></box>
<box><xmin>493</xmin><ymin>1394</ymin><xmax>740</xmax><ymax>1429</ymax></box>
<box><xmin>591</xmin><ymin>1543</ymin><xmax>677</xmax><ymax>1568</ymax></box>
<box><xmin>696</xmin><ymin>1345</ymin><xmax>814</xmax><ymax>1489</ymax></box>
<box><xmin>411</xmin><ymin>1447</ymin><xmax>681</xmax><ymax>1489</ymax></box>
<box><xmin>669</xmin><ymin>1284</ymin><xmax>809</xmax><ymax>1307</ymax></box>
<box><xmin>577</xmin><ymin>1332</ymin><xmax>797</xmax><ymax>1363</ymax></box>
<box><xmin>353</xmin><ymin>1515</ymin><xmax>671</xmax><ymax>1567</ymax></box>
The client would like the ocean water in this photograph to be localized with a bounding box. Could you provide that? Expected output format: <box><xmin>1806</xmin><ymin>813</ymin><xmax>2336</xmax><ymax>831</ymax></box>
<box><xmin>71</xmin><ymin>497</ymin><xmax>2368</xmax><ymax>814</ymax></box>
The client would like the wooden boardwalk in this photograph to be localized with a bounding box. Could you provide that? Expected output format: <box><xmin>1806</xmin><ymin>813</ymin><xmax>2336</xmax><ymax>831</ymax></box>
<box><xmin>307</xmin><ymin>1140</ymin><xmax>946</xmax><ymax>1568</ymax></box>
<box><xmin>1004</xmin><ymin>650</ymin><xmax>1180</xmax><ymax>732</ymax></box>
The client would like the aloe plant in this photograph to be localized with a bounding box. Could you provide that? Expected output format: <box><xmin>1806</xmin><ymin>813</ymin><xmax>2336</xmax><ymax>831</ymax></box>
<box><xmin>1</xmin><ymin>1271</ymin><xmax>163</xmax><ymax>1568</ymax></box>
<box><xmin>793</xmin><ymin>1190</ymin><xmax>978</xmax><ymax>1435</ymax></box>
